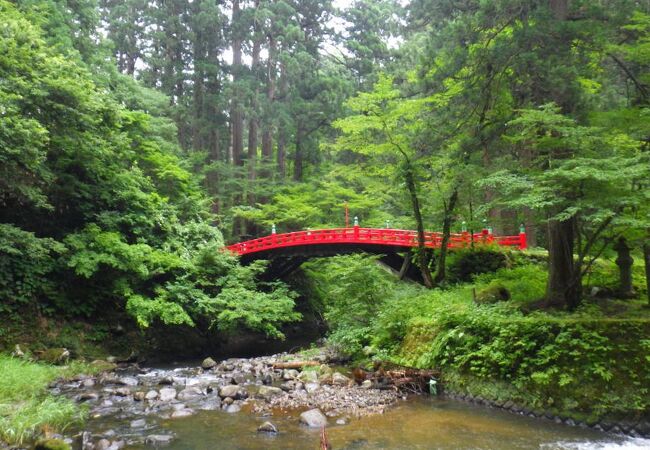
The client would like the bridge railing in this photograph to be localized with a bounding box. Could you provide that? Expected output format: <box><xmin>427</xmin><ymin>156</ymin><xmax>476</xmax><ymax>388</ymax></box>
<box><xmin>226</xmin><ymin>227</ymin><xmax>526</xmax><ymax>256</ymax></box>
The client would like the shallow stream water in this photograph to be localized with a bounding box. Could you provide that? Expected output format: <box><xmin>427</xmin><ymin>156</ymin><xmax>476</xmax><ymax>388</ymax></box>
<box><xmin>120</xmin><ymin>396</ymin><xmax>646</xmax><ymax>450</ymax></box>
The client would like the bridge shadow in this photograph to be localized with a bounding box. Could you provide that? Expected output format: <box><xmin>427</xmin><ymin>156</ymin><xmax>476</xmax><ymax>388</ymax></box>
<box><xmin>240</xmin><ymin>243</ymin><xmax>427</xmax><ymax>284</ymax></box>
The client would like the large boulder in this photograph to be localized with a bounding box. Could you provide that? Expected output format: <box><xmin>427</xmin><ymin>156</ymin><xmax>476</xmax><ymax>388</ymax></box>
<box><xmin>297</xmin><ymin>370</ymin><xmax>319</xmax><ymax>383</ymax></box>
<box><xmin>201</xmin><ymin>357</ymin><xmax>217</xmax><ymax>369</ymax></box>
<box><xmin>257</xmin><ymin>386</ymin><xmax>284</xmax><ymax>400</ymax></box>
<box><xmin>300</xmin><ymin>409</ymin><xmax>328</xmax><ymax>428</ymax></box>
<box><xmin>219</xmin><ymin>384</ymin><xmax>245</xmax><ymax>399</ymax></box>
<box><xmin>332</xmin><ymin>372</ymin><xmax>351</xmax><ymax>386</ymax></box>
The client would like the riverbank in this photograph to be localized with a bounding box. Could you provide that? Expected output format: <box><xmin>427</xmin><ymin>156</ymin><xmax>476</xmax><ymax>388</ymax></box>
<box><xmin>0</xmin><ymin>355</ymin><xmax>107</xmax><ymax>446</ymax></box>
<box><xmin>301</xmin><ymin>255</ymin><xmax>650</xmax><ymax>433</ymax></box>
<box><xmin>34</xmin><ymin>349</ymin><xmax>404</xmax><ymax>449</ymax></box>
<box><xmin>8</xmin><ymin>349</ymin><xmax>646</xmax><ymax>450</ymax></box>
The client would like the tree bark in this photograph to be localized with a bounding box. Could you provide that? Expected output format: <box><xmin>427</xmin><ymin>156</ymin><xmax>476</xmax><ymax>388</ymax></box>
<box><xmin>230</xmin><ymin>0</ymin><xmax>244</xmax><ymax>166</ymax></box>
<box><xmin>643</xmin><ymin>241</ymin><xmax>650</xmax><ymax>307</ymax></box>
<box><xmin>546</xmin><ymin>217</ymin><xmax>580</xmax><ymax>309</ymax></box>
<box><xmin>277</xmin><ymin>63</ymin><xmax>288</xmax><ymax>179</ymax></box>
<box><xmin>404</xmin><ymin>164</ymin><xmax>434</xmax><ymax>288</ymax></box>
<box><xmin>614</xmin><ymin>237</ymin><xmax>635</xmax><ymax>298</ymax></box>
<box><xmin>261</xmin><ymin>33</ymin><xmax>276</xmax><ymax>175</ymax></box>
<box><xmin>248</xmin><ymin>7</ymin><xmax>261</xmax><ymax>203</ymax></box>
<box><xmin>293</xmin><ymin>129</ymin><xmax>303</xmax><ymax>181</ymax></box>
<box><xmin>433</xmin><ymin>188</ymin><xmax>459</xmax><ymax>285</ymax></box>
<box><xmin>550</xmin><ymin>0</ymin><xmax>569</xmax><ymax>20</ymax></box>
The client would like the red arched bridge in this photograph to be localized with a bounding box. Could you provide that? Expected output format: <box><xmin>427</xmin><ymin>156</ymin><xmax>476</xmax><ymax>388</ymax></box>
<box><xmin>226</xmin><ymin>226</ymin><xmax>526</xmax><ymax>282</ymax></box>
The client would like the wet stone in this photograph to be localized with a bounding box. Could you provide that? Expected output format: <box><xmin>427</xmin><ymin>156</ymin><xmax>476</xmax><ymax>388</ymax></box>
<box><xmin>225</xmin><ymin>404</ymin><xmax>241</xmax><ymax>413</ymax></box>
<box><xmin>130</xmin><ymin>418</ymin><xmax>146</xmax><ymax>428</ymax></box>
<box><xmin>171</xmin><ymin>409</ymin><xmax>194</xmax><ymax>418</ymax></box>
<box><xmin>201</xmin><ymin>357</ymin><xmax>217</xmax><ymax>369</ymax></box>
<box><xmin>257</xmin><ymin>421</ymin><xmax>278</xmax><ymax>434</ymax></box>
<box><xmin>145</xmin><ymin>435</ymin><xmax>174</xmax><ymax>445</ymax></box>
<box><xmin>159</xmin><ymin>388</ymin><xmax>177</xmax><ymax>402</ymax></box>
<box><xmin>300</xmin><ymin>409</ymin><xmax>328</xmax><ymax>428</ymax></box>
<box><xmin>116</xmin><ymin>377</ymin><xmax>138</xmax><ymax>387</ymax></box>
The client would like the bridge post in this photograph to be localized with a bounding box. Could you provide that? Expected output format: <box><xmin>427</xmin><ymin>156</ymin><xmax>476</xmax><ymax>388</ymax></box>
<box><xmin>519</xmin><ymin>224</ymin><xmax>527</xmax><ymax>250</ymax></box>
<box><xmin>354</xmin><ymin>216</ymin><xmax>359</xmax><ymax>240</ymax></box>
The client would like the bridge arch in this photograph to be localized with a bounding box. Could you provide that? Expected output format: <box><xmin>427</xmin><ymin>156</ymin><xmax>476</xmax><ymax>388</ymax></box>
<box><xmin>227</xmin><ymin>226</ymin><xmax>527</xmax><ymax>282</ymax></box>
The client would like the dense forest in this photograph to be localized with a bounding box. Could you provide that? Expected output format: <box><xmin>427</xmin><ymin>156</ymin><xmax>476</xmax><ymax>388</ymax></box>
<box><xmin>2</xmin><ymin>0</ymin><xmax>648</xmax><ymax>332</ymax></box>
<box><xmin>1</xmin><ymin>0</ymin><xmax>650</xmax><ymax>445</ymax></box>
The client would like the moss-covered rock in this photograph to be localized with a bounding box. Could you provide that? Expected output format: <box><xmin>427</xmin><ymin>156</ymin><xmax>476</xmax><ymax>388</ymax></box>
<box><xmin>89</xmin><ymin>359</ymin><xmax>117</xmax><ymax>372</ymax></box>
<box><xmin>34</xmin><ymin>438</ymin><xmax>71</xmax><ymax>450</ymax></box>
<box><xmin>38</xmin><ymin>348</ymin><xmax>70</xmax><ymax>365</ymax></box>
<box><xmin>475</xmin><ymin>284</ymin><xmax>510</xmax><ymax>304</ymax></box>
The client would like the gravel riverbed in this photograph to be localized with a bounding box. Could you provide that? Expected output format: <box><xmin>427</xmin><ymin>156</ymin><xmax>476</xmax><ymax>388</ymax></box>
<box><xmin>49</xmin><ymin>351</ymin><xmax>402</xmax><ymax>449</ymax></box>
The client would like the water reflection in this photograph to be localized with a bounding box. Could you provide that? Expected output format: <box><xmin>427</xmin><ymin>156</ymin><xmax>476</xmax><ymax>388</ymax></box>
<box><xmin>125</xmin><ymin>397</ymin><xmax>648</xmax><ymax>450</ymax></box>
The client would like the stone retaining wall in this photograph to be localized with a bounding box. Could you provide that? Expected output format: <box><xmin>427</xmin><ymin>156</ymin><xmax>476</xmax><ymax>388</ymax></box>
<box><xmin>442</xmin><ymin>390</ymin><xmax>650</xmax><ymax>439</ymax></box>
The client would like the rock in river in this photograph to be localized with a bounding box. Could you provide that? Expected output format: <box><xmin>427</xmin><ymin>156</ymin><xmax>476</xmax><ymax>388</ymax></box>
<box><xmin>116</xmin><ymin>376</ymin><xmax>138</xmax><ymax>386</ymax></box>
<box><xmin>257</xmin><ymin>385</ymin><xmax>284</xmax><ymax>400</ymax></box>
<box><xmin>159</xmin><ymin>387</ymin><xmax>177</xmax><ymax>402</ymax></box>
<box><xmin>219</xmin><ymin>384</ymin><xmax>244</xmax><ymax>399</ymax></box>
<box><xmin>257</xmin><ymin>421</ymin><xmax>279</xmax><ymax>434</ymax></box>
<box><xmin>225</xmin><ymin>403</ymin><xmax>241</xmax><ymax>413</ymax></box>
<box><xmin>202</xmin><ymin>357</ymin><xmax>217</xmax><ymax>369</ymax></box>
<box><xmin>146</xmin><ymin>435</ymin><xmax>174</xmax><ymax>445</ymax></box>
<box><xmin>300</xmin><ymin>409</ymin><xmax>328</xmax><ymax>428</ymax></box>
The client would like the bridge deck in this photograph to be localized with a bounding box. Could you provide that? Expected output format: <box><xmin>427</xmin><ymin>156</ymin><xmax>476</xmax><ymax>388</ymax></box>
<box><xmin>227</xmin><ymin>227</ymin><xmax>526</xmax><ymax>257</ymax></box>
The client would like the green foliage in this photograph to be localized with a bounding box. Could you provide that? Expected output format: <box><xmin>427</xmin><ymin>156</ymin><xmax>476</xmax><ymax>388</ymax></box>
<box><xmin>447</xmin><ymin>246</ymin><xmax>509</xmax><ymax>283</ymax></box>
<box><xmin>303</xmin><ymin>254</ymin><xmax>395</xmax><ymax>355</ymax></box>
<box><xmin>0</xmin><ymin>224</ymin><xmax>65</xmax><ymax>313</ymax></box>
<box><xmin>0</xmin><ymin>1</ymin><xmax>300</xmax><ymax>340</ymax></box>
<box><xmin>473</xmin><ymin>265</ymin><xmax>548</xmax><ymax>305</ymax></box>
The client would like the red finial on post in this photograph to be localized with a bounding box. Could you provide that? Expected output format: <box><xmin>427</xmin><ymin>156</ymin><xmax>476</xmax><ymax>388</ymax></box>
<box><xmin>519</xmin><ymin>223</ymin><xmax>527</xmax><ymax>250</ymax></box>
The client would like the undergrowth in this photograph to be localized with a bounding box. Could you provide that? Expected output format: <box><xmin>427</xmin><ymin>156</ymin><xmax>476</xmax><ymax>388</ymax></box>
<box><xmin>0</xmin><ymin>356</ymin><xmax>96</xmax><ymax>446</ymax></box>
<box><xmin>304</xmin><ymin>253</ymin><xmax>650</xmax><ymax>422</ymax></box>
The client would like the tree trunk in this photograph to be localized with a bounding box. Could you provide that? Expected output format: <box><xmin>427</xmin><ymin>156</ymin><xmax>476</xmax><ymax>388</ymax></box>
<box><xmin>546</xmin><ymin>217</ymin><xmax>580</xmax><ymax>309</ymax></box>
<box><xmin>434</xmin><ymin>188</ymin><xmax>459</xmax><ymax>285</ymax></box>
<box><xmin>230</xmin><ymin>0</ymin><xmax>244</xmax><ymax>166</ymax></box>
<box><xmin>614</xmin><ymin>237</ymin><xmax>635</xmax><ymax>298</ymax></box>
<box><xmin>277</xmin><ymin>63</ymin><xmax>288</xmax><ymax>179</ymax></box>
<box><xmin>550</xmin><ymin>0</ymin><xmax>569</xmax><ymax>20</ymax></box>
<box><xmin>293</xmin><ymin>129</ymin><xmax>303</xmax><ymax>181</ymax></box>
<box><xmin>247</xmin><ymin>11</ymin><xmax>261</xmax><ymax>203</ymax></box>
<box><xmin>192</xmin><ymin>6</ymin><xmax>205</xmax><ymax>152</ymax></box>
<box><xmin>261</xmin><ymin>33</ymin><xmax>276</xmax><ymax>175</ymax></box>
<box><xmin>643</xmin><ymin>241</ymin><xmax>650</xmax><ymax>307</ymax></box>
<box><xmin>404</xmin><ymin>164</ymin><xmax>434</xmax><ymax>288</ymax></box>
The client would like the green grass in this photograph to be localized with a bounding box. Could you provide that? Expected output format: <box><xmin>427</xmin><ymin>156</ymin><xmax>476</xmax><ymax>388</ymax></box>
<box><xmin>0</xmin><ymin>356</ymin><xmax>96</xmax><ymax>446</ymax></box>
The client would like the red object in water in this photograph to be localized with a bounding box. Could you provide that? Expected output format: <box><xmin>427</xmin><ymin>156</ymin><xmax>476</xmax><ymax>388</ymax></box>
<box><xmin>226</xmin><ymin>227</ymin><xmax>527</xmax><ymax>256</ymax></box>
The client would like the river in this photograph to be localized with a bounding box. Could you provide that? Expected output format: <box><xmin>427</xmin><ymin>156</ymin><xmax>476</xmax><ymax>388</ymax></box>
<box><xmin>130</xmin><ymin>396</ymin><xmax>649</xmax><ymax>450</ymax></box>
<box><xmin>56</xmin><ymin>353</ymin><xmax>649</xmax><ymax>450</ymax></box>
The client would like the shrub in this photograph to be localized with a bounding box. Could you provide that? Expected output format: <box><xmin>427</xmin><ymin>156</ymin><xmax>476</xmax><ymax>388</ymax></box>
<box><xmin>447</xmin><ymin>246</ymin><xmax>508</xmax><ymax>282</ymax></box>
